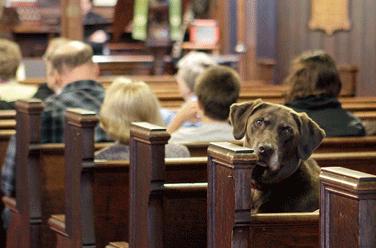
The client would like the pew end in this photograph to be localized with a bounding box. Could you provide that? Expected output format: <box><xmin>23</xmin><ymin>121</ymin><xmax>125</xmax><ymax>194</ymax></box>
<box><xmin>320</xmin><ymin>167</ymin><xmax>376</xmax><ymax>247</ymax></box>
<box><xmin>207</xmin><ymin>141</ymin><xmax>257</xmax><ymax>248</ymax></box>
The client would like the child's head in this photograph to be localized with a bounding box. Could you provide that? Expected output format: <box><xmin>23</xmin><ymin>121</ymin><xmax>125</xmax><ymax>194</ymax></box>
<box><xmin>195</xmin><ymin>65</ymin><xmax>240</xmax><ymax>121</ymax></box>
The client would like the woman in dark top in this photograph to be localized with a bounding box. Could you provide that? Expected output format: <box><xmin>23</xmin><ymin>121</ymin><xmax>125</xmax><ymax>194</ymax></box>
<box><xmin>284</xmin><ymin>50</ymin><xmax>365</xmax><ymax>137</ymax></box>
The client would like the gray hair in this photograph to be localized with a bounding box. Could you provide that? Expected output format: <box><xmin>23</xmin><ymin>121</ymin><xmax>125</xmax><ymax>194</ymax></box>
<box><xmin>176</xmin><ymin>51</ymin><xmax>217</xmax><ymax>92</ymax></box>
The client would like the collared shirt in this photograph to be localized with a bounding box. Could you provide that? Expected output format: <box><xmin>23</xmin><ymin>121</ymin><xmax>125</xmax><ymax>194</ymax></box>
<box><xmin>41</xmin><ymin>79</ymin><xmax>108</xmax><ymax>143</ymax></box>
<box><xmin>1</xmin><ymin>79</ymin><xmax>109</xmax><ymax>197</ymax></box>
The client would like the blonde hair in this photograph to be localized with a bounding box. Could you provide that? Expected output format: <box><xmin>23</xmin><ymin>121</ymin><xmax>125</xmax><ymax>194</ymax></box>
<box><xmin>100</xmin><ymin>77</ymin><xmax>164</xmax><ymax>143</ymax></box>
<box><xmin>0</xmin><ymin>39</ymin><xmax>21</xmax><ymax>80</ymax></box>
<box><xmin>49</xmin><ymin>40</ymin><xmax>93</xmax><ymax>74</ymax></box>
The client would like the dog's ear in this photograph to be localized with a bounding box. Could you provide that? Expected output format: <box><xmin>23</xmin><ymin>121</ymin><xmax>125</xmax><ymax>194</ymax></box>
<box><xmin>296</xmin><ymin>112</ymin><xmax>326</xmax><ymax>160</ymax></box>
<box><xmin>230</xmin><ymin>99</ymin><xmax>264</xmax><ymax>139</ymax></box>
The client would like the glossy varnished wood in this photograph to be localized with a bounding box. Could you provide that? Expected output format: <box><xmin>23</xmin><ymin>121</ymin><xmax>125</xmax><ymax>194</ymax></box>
<box><xmin>320</xmin><ymin>167</ymin><xmax>376</xmax><ymax>247</ymax></box>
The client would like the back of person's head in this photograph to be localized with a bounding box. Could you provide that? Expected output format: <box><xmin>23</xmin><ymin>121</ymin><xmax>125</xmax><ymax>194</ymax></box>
<box><xmin>49</xmin><ymin>40</ymin><xmax>94</xmax><ymax>74</ymax></box>
<box><xmin>0</xmin><ymin>39</ymin><xmax>21</xmax><ymax>80</ymax></box>
<box><xmin>44</xmin><ymin>38</ymin><xmax>70</xmax><ymax>92</ymax></box>
<box><xmin>195</xmin><ymin>65</ymin><xmax>240</xmax><ymax>121</ymax></box>
<box><xmin>100</xmin><ymin>77</ymin><xmax>164</xmax><ymax>143</ymax></box>
<box><xmin>284</xmin><ymin>50</ymin><xmax>342</xmax><ymax>102</ymax></box>
<box><xmin>176</xmin><ymin>51</ymin><xmax>217</xmax><ymax>93</ymax></box>
<box><xmin>43</xmin><ymin>37</ymin><xmax>70</xmax><ymax>61</ymax></box>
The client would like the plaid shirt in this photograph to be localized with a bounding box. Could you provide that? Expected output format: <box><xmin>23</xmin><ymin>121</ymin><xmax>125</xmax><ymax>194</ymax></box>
<box><xmin>1</xmin><ymin>80</ymin><xmax>109</xmax><ymax>197</ymax></box>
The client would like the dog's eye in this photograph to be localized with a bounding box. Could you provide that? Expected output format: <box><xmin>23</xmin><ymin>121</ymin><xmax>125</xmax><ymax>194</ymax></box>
<box><xmin>281</xmin><ymin>126</ymin><xmax>293</xmax><ymax>136</ymax></box>
<box><xmin>254</xmin><ymin>118</ymin><xmax>264</xmax><ymax>127</ymax></box>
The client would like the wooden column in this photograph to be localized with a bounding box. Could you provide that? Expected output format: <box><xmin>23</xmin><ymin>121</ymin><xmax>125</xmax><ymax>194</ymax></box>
<box><xmin>64</xmin><ymin>108</ymin><xmax>98</xmax><ymax>247</ymax></box>
<box><xmin>8</xmin><ymin>99</ymin><xmax>44</xmax><ymax>248</ymax></box>
<box><xmin>129</xmin><ymin>122</ymin><xmax>170</xmax><ymax>248</ymax></box>
<box><xmin>61</xmin><ymin>0</ymin><xmax>83</xmax><ymax>40</ymax></box>
<box><xmin>320</xmin><ymin>167</ymin><xmax>376</xmax><ymax>247</ymax></box>
<box><xmin>211</xmin><ymin>0</ymin><xmax>231</xmax><ymax>54</ymax></box>
<box><xmin>207</xmin><ymin>142</ymin><xmax>257</xmax><ymax>248</ymax></box>
<box><xmin>236</xmin><ymin>0</ymin><xmax>259</xmax><ymax>81</ymax></box>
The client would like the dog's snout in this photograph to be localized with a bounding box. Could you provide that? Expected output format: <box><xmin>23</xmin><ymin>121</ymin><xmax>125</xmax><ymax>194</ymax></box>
<box><xmin>258</xmin><ymin>144</ymin><xmax>274</xmax><ymax>156</ymax></box>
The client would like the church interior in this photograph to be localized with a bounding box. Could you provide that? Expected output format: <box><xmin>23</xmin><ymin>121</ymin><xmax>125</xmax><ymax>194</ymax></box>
<box><xmin>0</xmin><ymin>0</ymin><xmax>375</xmax><ymax>247</ymax></box>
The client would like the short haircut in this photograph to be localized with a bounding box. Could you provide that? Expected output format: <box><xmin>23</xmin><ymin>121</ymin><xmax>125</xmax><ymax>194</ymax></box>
<box><xmin>0</xmin><ymin>39</ymin><xmax>21</xmax><ymax>80</ymax></box>
<box><xmin>284</xmin><ymin>50</ymin><xmax>342</xmax><ymax>102</ymax></box>
<box><xmin>99</xmin><ymin>77</ymin><xmax>164</xmax><ymax>143</ymax></box>
<box><xmin>176</xmin><ymin>51</ymin><xmax>217</xmax><ymax>92</ymax></box>
<box><xmin>195</xmin><ymin>65</ymin><xmax>240</xmax><ymax>121</ymax></box>
<box><xmin>43</xmin><ymin>37</ymin><xmax>70</xmax><ymax>61</ymax></box>
<box><xmin>49</xmin><ymin>40</ymin><xmax>93</xmax><ymax>74</ymax></box>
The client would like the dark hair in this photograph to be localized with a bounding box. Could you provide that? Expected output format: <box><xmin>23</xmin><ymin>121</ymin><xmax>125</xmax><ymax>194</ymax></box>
<box><xmin>195</xmin><ymin>65</ymin><xmax>240</xmax><ymax>121</ymax></box>
<box><xmin>284</xmin><ymin>50</ymin><xmax>342</xmax><ymax>102</ymax></box>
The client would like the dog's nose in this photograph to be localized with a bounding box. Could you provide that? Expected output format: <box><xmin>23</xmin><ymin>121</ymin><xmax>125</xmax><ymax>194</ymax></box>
<box><xmin>258</xmin><ymin>144</ymin><xmax>273</xmax><ymax>156</ymax></box>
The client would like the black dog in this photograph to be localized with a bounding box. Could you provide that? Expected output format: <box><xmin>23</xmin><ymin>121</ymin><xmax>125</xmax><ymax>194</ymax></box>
<box><xmin>230</xmin><ymin>99</ymin><xmax>325</xmax><ymax>213</ymax></box>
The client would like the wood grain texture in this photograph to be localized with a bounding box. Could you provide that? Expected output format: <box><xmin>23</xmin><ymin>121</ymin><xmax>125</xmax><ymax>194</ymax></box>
<box><xmin>270</xmin><ymin>0</ymin><xmax>376</xmax><ymax>96</ymax></box>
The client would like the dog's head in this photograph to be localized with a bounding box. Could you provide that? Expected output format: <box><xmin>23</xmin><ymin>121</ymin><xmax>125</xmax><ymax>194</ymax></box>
<box><xmin>230</xmin><ymin>99</ymin><xmax>325</xmax><ymax>187</ymax></box>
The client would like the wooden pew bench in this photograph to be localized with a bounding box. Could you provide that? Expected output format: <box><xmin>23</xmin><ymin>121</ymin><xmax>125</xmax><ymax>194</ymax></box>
<box><xmin>48</xmin><ymin>113</ymin><xmax>208</xmax><ymax>247</ymax></box>
<box><xmin>183</xmin><ymin>135</ymin><xmax>376</xmax><ymax>157</ymax></box>
<box><xmin>7</xmin><ymin>116</ymin><xmax>368</xmax><ymax>248</ymax></box>
<box><xmin>127</xmin><ymin>124</ymin><xmax>376</xmax><ymax>247</ymax></box>
<box><xmin>3</xmin><ymin>101</ymin><xmax>110</xmax><ymax>248</ymax></box>
<box><xmin>0</xmin><ymin>110</ymin><xmax>16</xmax><ymax>120</ymax></box>
<box><xmin>207</xmin><ymin>142</ymin><xmax>376</xmax><ymax>248</ymax></box>
<box><xmin>4</xmin><ymin>102</ymin><xmax>376</xmax><ymax>247</ymax></box>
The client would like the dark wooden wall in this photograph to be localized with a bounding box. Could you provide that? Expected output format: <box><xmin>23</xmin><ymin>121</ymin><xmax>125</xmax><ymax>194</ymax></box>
<box><xmin>256</xmin><ymin>0</ymin><xmax>376</xmax><ymax>96</ymax></box>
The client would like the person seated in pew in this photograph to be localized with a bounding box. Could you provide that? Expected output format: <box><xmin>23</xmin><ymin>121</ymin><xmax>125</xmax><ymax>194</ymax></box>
<box><xmin>95</xmin><ymin>77</ymin><xmax>190</xmax><ymax>159</ymax></box>
<box><xmin>167</xmin><ymin>65</ymin><xmax>240</xmax><ymax>143</ymax></box>
<box><xmin>0</xmin><ymin>39</ymin><xmax>37</xmax><ymax>109</ymax></box>
<box><xmin>284</xmin><ymin>50</ymin><xmax>365</xmax><ymax>137</ymax></box>
<box><xmin>1</xmin><ymin>40</ymin><xmax>109</xmax><ymax>228</ymax></box>
<box><xmin>161</xmin><ymin>51</ymin><xmax>217</xmax><ymax>125</ymax></box>
<box><xmin>32</xmin><ymin>37</ymin><xmax>70</xmax><ymax>100</ymax></box>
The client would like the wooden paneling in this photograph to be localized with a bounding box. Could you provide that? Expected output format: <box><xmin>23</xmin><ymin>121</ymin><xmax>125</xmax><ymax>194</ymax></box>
<box><xmin>271</xmin><ymin>0</ymin><xmax>376</xmax><ymax>96</ymax></box>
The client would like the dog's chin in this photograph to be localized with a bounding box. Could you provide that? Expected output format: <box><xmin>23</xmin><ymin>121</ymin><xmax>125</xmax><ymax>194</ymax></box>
<box><xmin>252</xmin><ymin>161</ymin><xmax>282</xmax><ymax>188</ymax></box>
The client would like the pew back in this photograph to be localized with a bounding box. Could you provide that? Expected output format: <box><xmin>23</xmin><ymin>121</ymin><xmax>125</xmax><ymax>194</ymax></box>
<box><xmin>207</xmin><ymin>142</ymin><xmax>376</xmax><ymax>248</ymax></box>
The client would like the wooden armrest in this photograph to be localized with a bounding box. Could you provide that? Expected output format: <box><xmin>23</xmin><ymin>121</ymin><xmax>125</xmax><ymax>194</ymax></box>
<box><xmin>2</xmin><ymin>196</ymin><xmax>16</xmax><ymax>211</ymax></box>
<box><xmin>48</xmin><ymin>214</ymin><xmax>67</xmax><ymax>237</ymax></box>
<box><xmin>106</xmin><ymin>242</ymin><xmax>129</xmax><ymax>248</ymax></box>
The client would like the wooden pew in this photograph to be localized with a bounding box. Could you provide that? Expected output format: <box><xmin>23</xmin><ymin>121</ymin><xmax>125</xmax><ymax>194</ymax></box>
<box><xmin>0</xmin><ymin>110</ymin><xmax>16</xmax><ymax>120</ymax></box>
<box><xmin>2</xmin><ymin>101</ymin><xmax>109</xmax><ymax>248</ymax></box>
<box><xmin>47</xmin><ymin>108</ymin><xmax>129</xmax><ymax>248</ymax></box>
<box><xmin>183</xmin><ymin>135</ymin><xmax>376</xmax><ymax>157</ymax></box>
<box><xmin>0</xmin><ymin>120</ymin><xmax>16</xmax><ymax>131</ymax></box>
<box><xmin>44</xmin><ymin>118</ymin><xmax>376</xmax><ymax>248</ymax></box>
<box><xmin>320</xmin><ymin>167</ymin><xmax>376</xmax><ymax>247</ymax></box>
<box><xmin>17</xmin><ymin>75</ymin><xmax>376</xmax><ymax>111</ymax></box>
<box><xmin>128</xmin><ymin>122</ymin><xmax>207</xmax><ymax>248</ymax></box>
<box><xmin>4</xmin><ymin>99</ymin><xmax>45</xmax><ymax>248</ymax></box>
<box><xmin>128</xmin><ymin>125</ymin><xmax>376</xmax><ymax>247</ymax></box>
<box><xmin>48</xmin><ymin>115</ymin><xmax>208</xmax><ymax>248</ymax></box>
<box><xmin>207</xmin><ymin>142</ymin><xmax>376</xmax><ymax>247</ymax></box>
<box><xmin>1</xmin><ymin>102</ymin><xmax>374</xmax><ymax>248</ymax></box>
